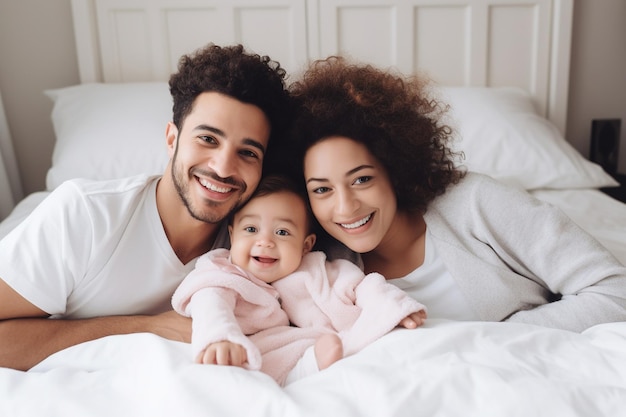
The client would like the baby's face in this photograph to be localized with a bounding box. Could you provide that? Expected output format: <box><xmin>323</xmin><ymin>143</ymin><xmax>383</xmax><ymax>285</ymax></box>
<box><xmin>229</xmin><ymin>191</ymin><xmax>315</xmax><ymax>284</ymax></box>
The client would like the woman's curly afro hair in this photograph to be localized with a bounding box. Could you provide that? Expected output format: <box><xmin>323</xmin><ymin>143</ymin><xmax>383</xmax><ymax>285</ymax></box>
<box><xmin>289</xmin><ymin>57</ymin><xmax>465</xmax><ymax>213</ymax></box>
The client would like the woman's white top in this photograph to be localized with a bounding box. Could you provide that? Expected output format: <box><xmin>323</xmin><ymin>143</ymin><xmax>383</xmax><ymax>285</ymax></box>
<box><xmin>388</xmin><ymin>230</ymin><xmax>479</xmax><ymax>321</ymax></box>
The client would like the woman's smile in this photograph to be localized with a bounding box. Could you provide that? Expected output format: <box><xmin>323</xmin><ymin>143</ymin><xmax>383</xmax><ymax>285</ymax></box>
<box><xmin>338</xmin><ymin>213</ymin><xmax>373</xmax><ymax>230</ymax></box>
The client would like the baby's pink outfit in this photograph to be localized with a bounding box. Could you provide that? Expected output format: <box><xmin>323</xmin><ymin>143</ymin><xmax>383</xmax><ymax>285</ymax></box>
<box><xmin>172</xmin><ymin>248</ymin><xmax>425</xmax><ymax>385</ymax></box>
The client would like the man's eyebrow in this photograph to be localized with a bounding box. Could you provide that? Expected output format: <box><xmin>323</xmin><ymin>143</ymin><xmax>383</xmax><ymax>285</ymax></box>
<box><xmin>193</xmin><ymin>125</ymin><xmax>266</xmax><ymax>155</ymax></box>
<box><xmin>193</xmin><ymin>124</ymin><xmax>225</xmax><ymax>137</ymax></box>
<box><xmin>243</xmin><ymin>138</ymin><xmax>266</xmax><ymax>155</ymax></box>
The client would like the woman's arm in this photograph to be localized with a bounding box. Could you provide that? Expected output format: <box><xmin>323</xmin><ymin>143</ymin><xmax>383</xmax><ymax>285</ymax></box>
<box><xmin>460</xmin><ymin>174</ymin><xmax>626</xmax><ymax>330</ymax></box>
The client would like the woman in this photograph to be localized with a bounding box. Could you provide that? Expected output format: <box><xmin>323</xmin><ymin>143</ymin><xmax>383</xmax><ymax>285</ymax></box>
<box><xmin>289</xmin><ymin>57</ymin><xmax>626</xmax><ymax>332</ymax></box>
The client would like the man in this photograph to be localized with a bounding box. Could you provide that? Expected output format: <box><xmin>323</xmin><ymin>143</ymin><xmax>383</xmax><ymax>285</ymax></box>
<box><xmin>0</xmin><ymin>44</ymin><xmax>292</xmax><ymax>371</ymax></box>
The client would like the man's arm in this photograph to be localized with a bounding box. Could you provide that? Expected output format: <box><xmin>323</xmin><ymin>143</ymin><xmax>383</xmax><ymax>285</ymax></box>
<box><xmin>0</xmin><ymin>280</ymin><xmax>191</xmax><ymax>371</ymax></box>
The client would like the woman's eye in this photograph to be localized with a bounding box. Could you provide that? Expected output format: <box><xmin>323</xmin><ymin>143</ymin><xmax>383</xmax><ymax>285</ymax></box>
<box><xmin>311</xmin><ymin>186</ymin><xmax>330</xmax><ymax>194</ymax></box>
<box><xmin>354</xmin><ymin>176</ymin><xmax>372</xmax><ymax>185</ymax></box>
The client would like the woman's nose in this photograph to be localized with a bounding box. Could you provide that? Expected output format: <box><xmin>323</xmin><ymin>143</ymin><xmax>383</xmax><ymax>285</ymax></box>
<box><xmin>335</xmin><ymin>189</ymin><xmax>359</xmax><ymax>215</ymax></box>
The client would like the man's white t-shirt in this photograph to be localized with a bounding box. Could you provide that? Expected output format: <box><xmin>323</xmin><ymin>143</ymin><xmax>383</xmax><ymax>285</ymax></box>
<box><xmin>0</xmin><ymin>175</ymin><xmax>228</xmax><ymax>319</ymax></box>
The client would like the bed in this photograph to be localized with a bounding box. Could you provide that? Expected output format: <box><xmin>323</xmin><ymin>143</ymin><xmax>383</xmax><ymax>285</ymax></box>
<box><xmin>2</xmin><ymin>0</ymin><xmax>626</xmax><ymax>416</ymax></box>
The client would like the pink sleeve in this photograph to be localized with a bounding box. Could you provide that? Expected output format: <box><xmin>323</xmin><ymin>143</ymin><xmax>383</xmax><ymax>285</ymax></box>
<box><xmin>171</xmin><ymin>249</ymin><xmax>231</xmax><ymax>316</ymax></box>
<box><xmin>185</xmin><ymin>288</ymin><xmax>262</xmax><ymax>370</ymax></box>
<box><xmin>339</xmin><ymin>271</ymin><xmax>426</xmax><ymax>355</ymax></box>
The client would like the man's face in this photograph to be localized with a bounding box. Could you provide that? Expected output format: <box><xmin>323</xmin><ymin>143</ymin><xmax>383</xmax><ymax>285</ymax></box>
<box><xmin>167</xmin><ymin>92</ymin><xmax>271</xmax><ymax>224</ymax></box>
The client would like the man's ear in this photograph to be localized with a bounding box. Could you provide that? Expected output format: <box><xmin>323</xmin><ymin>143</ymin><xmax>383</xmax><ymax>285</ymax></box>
<box><xmin>165</xmin><ymin>121</ymin><xmax>179</xmax><ymax>157</ymax></box>
<box><xmin>302</xmin><ymin>234</ymin><xmax>317</xmax><ymax>254</ymax></box>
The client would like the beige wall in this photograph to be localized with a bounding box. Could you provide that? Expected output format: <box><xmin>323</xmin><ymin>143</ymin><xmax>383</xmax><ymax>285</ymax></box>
<box><xmin>0</xmin><ymin>0</ymin><xmax>625</xmax><ymax>196</ymax></box>
<box><xmin>0</xmin><ymin>0</ymin><xmax>79</xmax><ymax>195</ymax></box>
<box><xmin>567</xmin><ymin>0</ymin><xmax>626</xmax><ymax>175</ymax></box>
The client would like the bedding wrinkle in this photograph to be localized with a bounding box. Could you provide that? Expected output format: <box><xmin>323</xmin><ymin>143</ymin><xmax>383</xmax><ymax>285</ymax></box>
<box><xmin>9</xmin><ymin>321</ymin><xmax>624</xmax><ymax>417</ymax></box>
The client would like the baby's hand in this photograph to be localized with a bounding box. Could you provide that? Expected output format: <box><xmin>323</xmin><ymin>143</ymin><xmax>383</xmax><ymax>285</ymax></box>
<box><xmin>398</xmin><ymin>310</ymin><xmax>427</xmax><ymax>329</ymax></box>
<box><xmin>197</xmin><ymin>341</ymin><xmax>248</xmax><ymax>367</ymax></box>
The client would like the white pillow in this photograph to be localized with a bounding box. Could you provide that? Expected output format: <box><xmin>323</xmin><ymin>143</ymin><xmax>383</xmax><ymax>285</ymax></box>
<box><xmin>46</xmin><ymin>83</ymin><xmax>616</xmax><ymax>192</ymax></box>
<box><xmin>45</xmin><ymin>83</ymin><xmax>172</xmax><ymax>190</ymax></box>
<box><xmin>438</xmin><ymin>86</ymin><xmax>618</xmax><ymax>190</ymax></box>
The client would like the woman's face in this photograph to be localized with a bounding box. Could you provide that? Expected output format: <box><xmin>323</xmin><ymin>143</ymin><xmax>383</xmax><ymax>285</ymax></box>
<box><xmin>303</xmin><ymin>136</ymin><xmax>397</xmax><ymax>253</ymax></box>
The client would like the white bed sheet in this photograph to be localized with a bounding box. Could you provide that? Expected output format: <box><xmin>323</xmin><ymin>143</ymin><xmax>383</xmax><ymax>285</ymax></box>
<box><xmin>1</xmin><ymin>320</ymin><xmax>625</xmax><ymax>417</ymax></box>
<box><xmin>530</xmin><ymin>188</ymin><xmax>626</xmax><ymax>266</ymax></box>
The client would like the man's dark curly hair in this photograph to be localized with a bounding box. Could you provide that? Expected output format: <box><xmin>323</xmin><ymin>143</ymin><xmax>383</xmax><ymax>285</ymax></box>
<box><xmin>169</xmin><ymin>43</ymin><xmax>293</xmax><ymax>176</ymax></box>
<box><xmin>289</xmin><ymin>57</ymin><xmax>465</xmax><ymax>213</ymax></box>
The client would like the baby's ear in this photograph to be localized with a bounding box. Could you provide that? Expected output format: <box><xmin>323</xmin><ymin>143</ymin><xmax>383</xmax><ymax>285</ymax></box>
<box><xmin>228</xmin><ymin>225</ymin><xmax>234</xmax><ymax>244</ymax></box>
<box><xmin>303</xmin><ymin>233</ymin><xmax>317</xmax><ymax>254</ymax></box>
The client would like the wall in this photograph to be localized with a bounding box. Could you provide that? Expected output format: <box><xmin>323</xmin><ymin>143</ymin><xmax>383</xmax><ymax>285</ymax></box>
<box><xmin>567</xmin><ymin>0</ymin><xmax>626</xmax><ymax>174</ymax></box>
<box><xmin>0</xmin><ymin>0</ymin><xmax>624</xmax><ymax>196</ymax></box>
<box><xmin>0</xmin><ymin>0</ymin><xmax>79</xmax><ymax>195</ymax></box>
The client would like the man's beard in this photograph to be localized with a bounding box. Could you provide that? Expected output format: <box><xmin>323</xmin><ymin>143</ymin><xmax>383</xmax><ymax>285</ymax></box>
<box><xmin>170</xmin><ymin>151</ymin><xmax>247</xmax><ymax>224</ymax></box>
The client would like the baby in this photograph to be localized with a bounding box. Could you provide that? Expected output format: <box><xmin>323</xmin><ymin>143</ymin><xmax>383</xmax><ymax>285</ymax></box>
<box><xmin>172</xmin><ymin>175</ymin><xmax>426</xmax><ymax>385</ymax></box>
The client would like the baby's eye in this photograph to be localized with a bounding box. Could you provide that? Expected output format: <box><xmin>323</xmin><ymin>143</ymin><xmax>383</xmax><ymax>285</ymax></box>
<box><xmin>244</xmin><ymin>226</ymin><xmax>257</xmax><ymax>233</ymax></box>
<box><xmin>276</xmin><ymin>229</ymin><xmax>290</xmax><ymax>236</ymax></box>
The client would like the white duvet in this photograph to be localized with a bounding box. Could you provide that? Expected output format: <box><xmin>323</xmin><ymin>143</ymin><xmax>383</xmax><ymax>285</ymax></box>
<box><xmin>2</xmin><ymin>319</ymin><xmax>625</xmax><ymax>417</ymax></box>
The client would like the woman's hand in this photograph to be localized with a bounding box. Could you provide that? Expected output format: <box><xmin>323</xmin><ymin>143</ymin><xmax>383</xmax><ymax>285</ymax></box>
<box><xmin>398</xmin><ymin>310</ymin><xmax>427</xmax><ymax>329</ymax></box>
<box><xmin>197</xmin><ymin>341</ymin><xmax>248</xmax><ymax>367</ymax></box>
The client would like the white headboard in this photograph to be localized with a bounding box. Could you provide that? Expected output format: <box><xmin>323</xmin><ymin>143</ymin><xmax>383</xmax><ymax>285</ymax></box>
<box><xmin>71</xmin><ymin>0</ymin><xmax>573</xmax><ymax>134</ymax></box>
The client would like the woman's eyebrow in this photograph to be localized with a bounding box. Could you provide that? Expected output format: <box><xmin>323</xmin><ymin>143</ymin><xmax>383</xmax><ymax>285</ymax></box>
<box><xmin>346</xmin><ymin>165</ymin><xmax>375</xmax><ymax>176</ymax></box>
<box><xmin>306</xmin><ymin>164</ymin><xmax>374</xmax><ymax>184</ymax></box>
<box><xmin>306</xmin><ymin>176</ymin><xmax>327</xmax><ymax>185</ymax></box>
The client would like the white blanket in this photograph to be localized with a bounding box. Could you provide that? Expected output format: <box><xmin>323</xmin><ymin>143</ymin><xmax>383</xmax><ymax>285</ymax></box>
<box><xmin>2</xmin><ymin>319</ymin><xmax>625</xmax><ymax>417</ymax></box>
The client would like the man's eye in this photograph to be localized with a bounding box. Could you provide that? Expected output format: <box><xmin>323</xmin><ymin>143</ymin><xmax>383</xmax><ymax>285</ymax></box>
<box><xmin>200</xmin><ymin>135</ymin><xmax>217</xmax><ymax>144</ymax></box>
<box><xmin>240</xmin><ymin>149</ymin><xmax>260</xmax><ymax>159</ymax></box>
